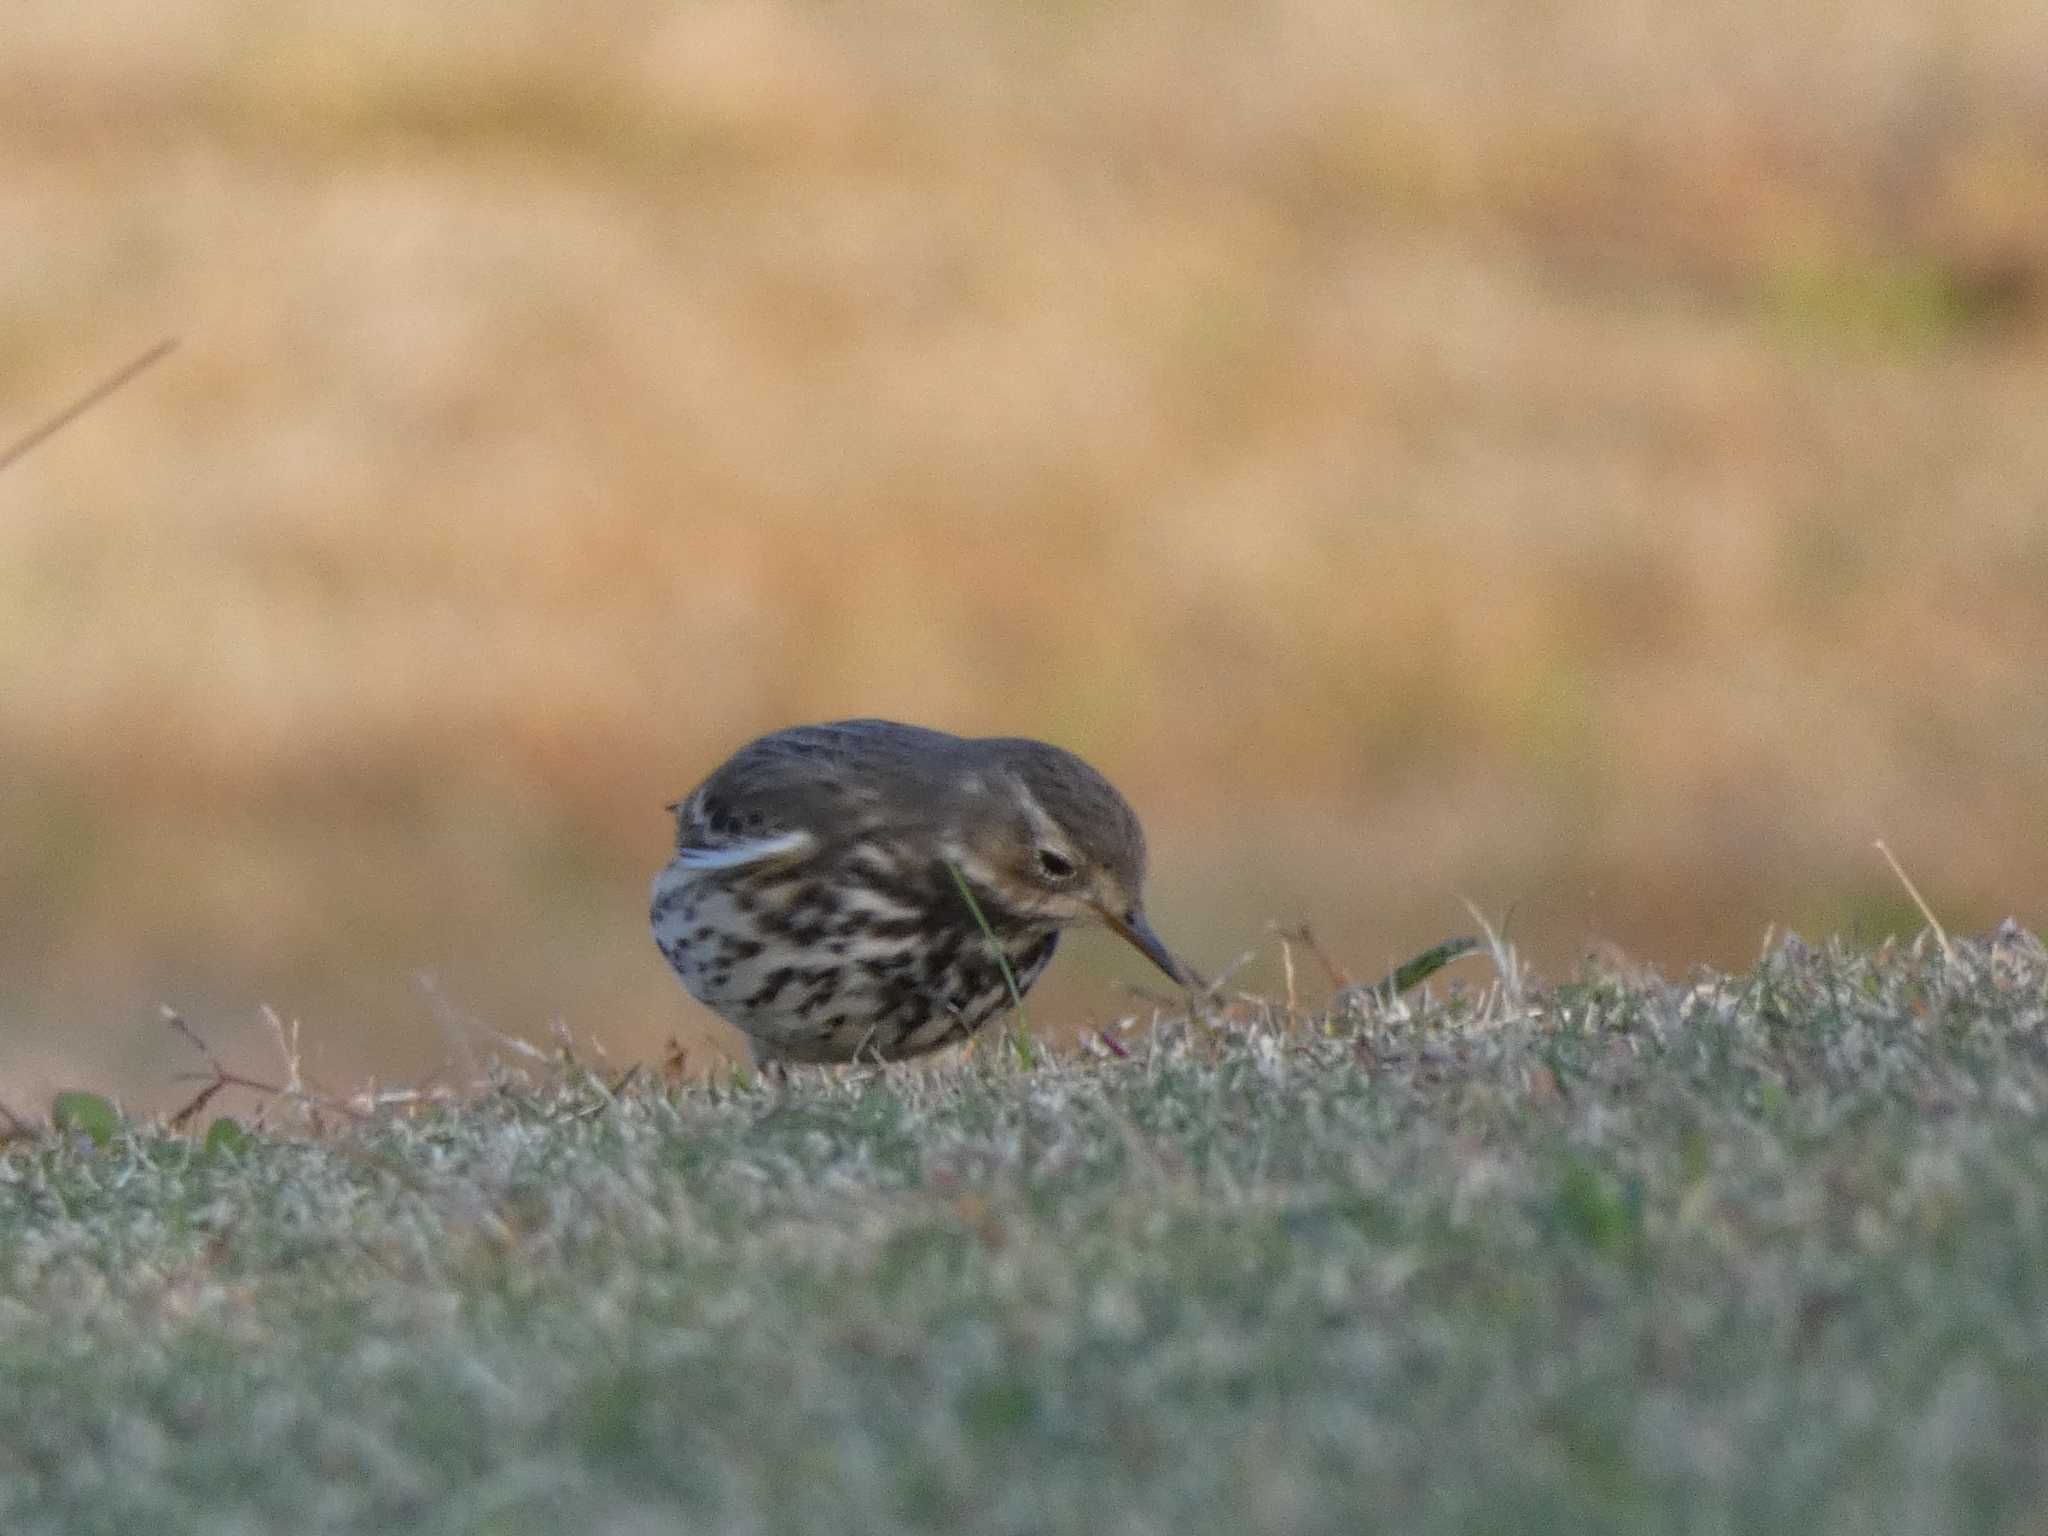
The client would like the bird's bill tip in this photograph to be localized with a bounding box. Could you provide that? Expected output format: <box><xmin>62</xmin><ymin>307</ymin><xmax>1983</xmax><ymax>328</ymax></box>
<box><xmin>1100</xmin><ymin>905</ymin><xmax>1199</xmax><ymax>991</ymax></box>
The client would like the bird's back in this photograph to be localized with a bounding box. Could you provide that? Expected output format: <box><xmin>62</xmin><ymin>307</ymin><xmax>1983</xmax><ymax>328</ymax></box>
<box><xmin>676</xmin><ymin>720</ymin><xmax>966</xmax><ymax>854</ymax></box>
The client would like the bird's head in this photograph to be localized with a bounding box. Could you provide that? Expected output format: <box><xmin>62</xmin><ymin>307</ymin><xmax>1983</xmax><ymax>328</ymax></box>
<box><xmin>942</xmin><ymin>738</ymin><xmax>1196</xmax><ymax>989</ymax></box>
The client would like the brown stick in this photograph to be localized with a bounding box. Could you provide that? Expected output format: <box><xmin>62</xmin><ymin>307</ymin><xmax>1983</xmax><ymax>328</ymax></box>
<box><xmin>0</xmin><ymin>337</ymin><xmax>179</xmax><ymax>474</ymax></box>
<box><xmin>163</xmin><ymin>1006</ymin><xmax>370</xmax><ymax>1128</ymax></box>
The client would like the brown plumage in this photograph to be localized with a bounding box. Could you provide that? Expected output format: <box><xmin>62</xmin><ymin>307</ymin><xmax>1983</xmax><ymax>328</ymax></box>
<box><xmin>651</xmin><ymin>719</ymin><xmax>1192</xmax><ymax>1064</ymax></box>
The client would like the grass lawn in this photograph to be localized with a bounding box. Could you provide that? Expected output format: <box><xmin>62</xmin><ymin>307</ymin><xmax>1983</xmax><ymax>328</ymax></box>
<box><xmin>4</xmin><ymin>922</ymin><xmax>2047</xmax><ymax>1534</ymax></box>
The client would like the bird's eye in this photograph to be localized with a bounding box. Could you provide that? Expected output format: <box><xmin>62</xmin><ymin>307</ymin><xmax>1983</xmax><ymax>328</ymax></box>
<box><xmin>1035</xmin><ymin>849</ymin><xmax>1078</xmax><ymax>882</ymax></box>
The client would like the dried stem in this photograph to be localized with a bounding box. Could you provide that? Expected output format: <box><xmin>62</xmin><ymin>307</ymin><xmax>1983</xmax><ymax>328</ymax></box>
<box><xmin>163</xmin><ymin>1005</ymin><xmax>370</xmax><ymax>1128</ymax></box>
<box><xmin>1873</xmin><ymin>839</ymin><xmax>1956</xmax><ymax>967</ymax></box>
<box><xmin>0</xmin><ymin>337</ymin><xmax>178</xmax><ymax>473</ymax></box>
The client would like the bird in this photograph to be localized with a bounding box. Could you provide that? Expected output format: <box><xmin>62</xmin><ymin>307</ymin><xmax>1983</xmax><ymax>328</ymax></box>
<box><xmin>651</xmin><ymin>719</ymin><xmax>1194</xmax><ymax>1066</ymax></box>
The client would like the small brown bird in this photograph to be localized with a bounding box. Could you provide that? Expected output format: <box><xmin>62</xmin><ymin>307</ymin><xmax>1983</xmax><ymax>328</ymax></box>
<box><xmin>651</xmin><ymin>719</ymin><xmax>1193</xmax><ymax>1065</ymax></box>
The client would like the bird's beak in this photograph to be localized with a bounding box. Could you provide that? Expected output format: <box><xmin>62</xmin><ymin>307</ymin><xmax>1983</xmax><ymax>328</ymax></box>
<box><xmin>1098</xmin><ymin>904</ymin><xmax>1200</xmax><ymax>991</ymax></box>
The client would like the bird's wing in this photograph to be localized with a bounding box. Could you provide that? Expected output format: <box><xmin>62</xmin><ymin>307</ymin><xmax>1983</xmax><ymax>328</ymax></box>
<box><xmin>669</xmin><ymin>828</ymin><xmax>817</xmax><ymax>872</ymax></box>
<box><xmin>668</xmin><ymin>727</ymin><xmax>865</xmax><ymax>868</ymax></box>
<box><xmin>669</xmin><ymin>721</ymin><xmax>954</xmax><ymax>867</ymax></box>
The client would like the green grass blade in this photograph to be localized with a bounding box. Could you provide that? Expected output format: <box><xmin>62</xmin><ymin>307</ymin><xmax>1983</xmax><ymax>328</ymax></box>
<box><xmin>944</xmin><ymin>859</ymin><xmax>1035</xmax><ymax>1064</ymax></box>
<box><xmin>1361</xmin><ymin>935</ymin><xmax>1481</xmax><ymax>997</ymax></box>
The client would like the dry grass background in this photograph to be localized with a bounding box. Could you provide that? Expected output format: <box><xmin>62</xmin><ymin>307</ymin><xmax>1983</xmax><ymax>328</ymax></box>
<box><xmin>2</xmin><ymin>0</ymin><xmax>2045</xmax><ymax>1103</ymax></box>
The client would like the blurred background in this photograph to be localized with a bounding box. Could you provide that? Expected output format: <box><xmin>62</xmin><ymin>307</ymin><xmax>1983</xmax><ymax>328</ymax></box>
<box><xmin>3</xmin><ymin>0</ymin><xmax>2045</xmax><ymax>1106</ymax></box>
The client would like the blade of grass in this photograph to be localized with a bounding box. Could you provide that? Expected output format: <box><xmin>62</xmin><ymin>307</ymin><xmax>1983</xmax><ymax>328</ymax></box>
<box><xmin>945</xmin><ymin>860</ymin><xmax>1035</xmax><ymax>1066</ymax></box>
<box><xmin>1361</xmin><ymin>935</ymin><xmax>1482</xmax><ymax>998</ymax></box>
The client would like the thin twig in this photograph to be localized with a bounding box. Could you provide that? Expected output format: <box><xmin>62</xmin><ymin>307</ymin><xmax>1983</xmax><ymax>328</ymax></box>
<box><xmin>167</xmin><ymin>1076</ymin><xmax>224</xmax><ymax>1132</ymax></box>
<box><xmin>1281</xmin><ymin>923</ymin><xmax>1353</xmax><ymax>990</ymax></box>
<box><xmin>0</xmin><ymin>337</ymin><xmax>178</xmax><ymax>474</ymax></box>
<box><xmin>490</xmin><ymin>1030</ymin><xmax>550</xmax><ymax>1063</ymax></box>
<box><xmin>164</xmin><ymin>1004</ymin><xmax>370</xmax><ymax>1128</ymax></box>
<box><xmin>1874</xmin><ymin>839</ymin><xmax>1956</xmax><ymax>967</ymax></box>
<box><xmin>1145</xmin><ymin>943</ymin><xmax>1254</xmax><ymax>1013</ymax></box>
<box><xmin>416</xmin><ymin>970</ymin><xmax>483</xmax><ymax>1085</ymax></box>
<box><xmin>168</xmin><ymin>1069</ymin><xmax>294</xmax><ymax>1129</ymax></box>
<box><xmin>262</xmin><ymin>1005</ymin><xmax>305</xmax><ymax>1097</ymax></box>
<box><xmin>163</xmin><ymin>1006</ymin><xmax>227</xmax><ymax>1128</ymax></box>
<box><xmin>162</xmin><ymin>1005</ymin><xmax>225</xmax><ymax>1076</ymax></box>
